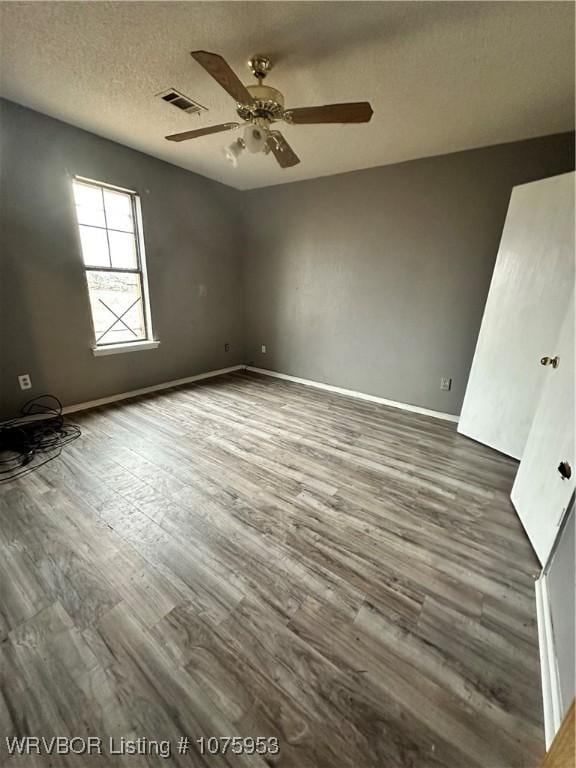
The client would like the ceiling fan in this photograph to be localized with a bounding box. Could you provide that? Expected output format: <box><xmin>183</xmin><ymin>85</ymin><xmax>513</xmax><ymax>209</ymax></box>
<box><xmin>165</xmin><ymin>51</ymin><xmax>374</xmax><ymax>169</ymax></box>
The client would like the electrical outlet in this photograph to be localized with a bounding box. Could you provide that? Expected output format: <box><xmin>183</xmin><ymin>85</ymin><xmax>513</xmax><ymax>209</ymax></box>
<box><xmin>224</xmin><ymin>342</ymin><xmax>230</xmax><ymax>352</ymax></box>
<box><xmin>261</xmin><ymin>344</ymin><xmax>267</xmax><ymax>354</ymax></box>
<box><xmin>440</xmin><ymin>377</ymin><xmax>452</xmax><ymax>391</ymax></box>
<box><xmin>18</xmin><ymin>374</ymin><xmax>32</xmax><ymax>391</ymax></box>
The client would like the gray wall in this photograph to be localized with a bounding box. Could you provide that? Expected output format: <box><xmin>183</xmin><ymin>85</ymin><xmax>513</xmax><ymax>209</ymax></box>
<box><xmin>243</xmin><ymin>133</ymin><xmax>575</xmax><ymax>414</ymax></box>
<box><xmin>0</xmin><ymin>99</ymin><xmax>245</xmax><ymax>419</ymax></box>
<box><xmin>1</xmin><ymin>98</ymin><xmax>574</xmax><ymax>420</ymax></box>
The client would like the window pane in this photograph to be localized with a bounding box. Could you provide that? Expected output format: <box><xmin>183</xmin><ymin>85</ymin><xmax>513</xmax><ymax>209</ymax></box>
<box><xmin>73</xmin><ymin>181</ymin><xmax>103</xmax><ymax>209</ymax></box>
<box><xmin>79</xmin><ymin>225</ymin><xmax>110</xmax><ymax>267</ymax></box>
<box><xmin>109</xmin><ymin>230</ymin><xmax>137</xmax><ymax>269</ymax></box>
<box><xmin>86</xmin><ymin>271</ymin><xmax>146</xmax><ymax>345</ymax></box>
<box><xmin>104</xmin><ymin>189</ymin><xmax>134</xmax><ymax>232</ymax></box>
<box><xmin>75</xmin><ymin>205</ymin><xmax>105</xmax><ymax>227</ymax></box>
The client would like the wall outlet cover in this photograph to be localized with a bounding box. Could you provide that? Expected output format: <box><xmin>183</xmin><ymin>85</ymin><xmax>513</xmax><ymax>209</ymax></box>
<box><xmin>261</xmin><ymin>344</ymin><xmax>267</xmax><ymax>354</ymax></box>
<box><xmin>18</xmin><ymin>374</ymin><xmax>32</xmax><ymax>390</ymax></box>
<box><xmin>440</xmin><ymin>377</ymin><xmax>452</xmax><ymax>391</ymax></box>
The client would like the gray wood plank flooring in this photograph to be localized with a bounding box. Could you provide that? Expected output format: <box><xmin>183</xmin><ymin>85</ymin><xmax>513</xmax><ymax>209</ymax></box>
<box><xmin>0</xmin><ymin>371</ymin><xmax>543</xmax><ymax>767</ymax></box>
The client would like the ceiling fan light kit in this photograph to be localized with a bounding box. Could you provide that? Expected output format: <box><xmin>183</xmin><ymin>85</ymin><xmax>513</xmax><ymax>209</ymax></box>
<box><xmin>223</xmin><ymin>137</ymin><xmax>245</xmax><ymax>167</ymax></box>
<box><xmin>243</xmin><ymin>124</ymin><xmax>268</xmax><ymax>153</ymax></box>
<box><xmin>223</xmin><ymin>125</ymin><xmax>271</xmax><ymax>167</ymax></box>
<box><xmin>165</xmin><ymin>50</ymin><xmax>374</xmax><ymax>170</ymax></box>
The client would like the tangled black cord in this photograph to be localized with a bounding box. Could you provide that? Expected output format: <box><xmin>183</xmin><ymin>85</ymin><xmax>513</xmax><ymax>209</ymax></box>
<box><xmin>0</xmin><ymin>395</ymin><xmax>81</xmax><ymax>483</ymax></box>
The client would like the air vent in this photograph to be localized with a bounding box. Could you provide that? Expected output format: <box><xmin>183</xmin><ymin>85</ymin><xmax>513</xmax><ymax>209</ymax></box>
<box><xmin>158</xmin><ymin>89</ymin><xmax>206</xmax><ymax>115</ymax></box>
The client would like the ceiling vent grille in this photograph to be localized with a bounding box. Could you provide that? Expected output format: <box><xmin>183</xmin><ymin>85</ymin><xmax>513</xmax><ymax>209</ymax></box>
<box><xmin>158</xmin><ymin>89</ymin><xmax>206</xmax><ymax>115</ymax></box>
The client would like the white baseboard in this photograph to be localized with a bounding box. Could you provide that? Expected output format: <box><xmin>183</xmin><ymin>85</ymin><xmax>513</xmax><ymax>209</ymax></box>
<box><xmin>8</xmin><ymin>364</ymin><xmax>459</xmax><ymax>423</ymax></box>
<box><xmin>62</xmin><ymin>365</ymin><xmax>245</xmax><ymax>415</ymax></box>
<box><xmin>245</xmin><ymin>366</ymin><xmax>460</xmax><ymax>423</ymax></box>
<box><xmin>535</xmin><ymin>574</ymin><xmax>562</xmax><ymax>748</ymax></box>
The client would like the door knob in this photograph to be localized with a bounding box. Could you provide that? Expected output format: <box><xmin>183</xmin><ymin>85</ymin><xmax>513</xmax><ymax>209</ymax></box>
<box><xmin>540</xmin><ymin>356</ymin><xmax>560</xmax><ymax>368</ymax></box>
<box><xmin>558</xmin><ymin>461</ymin><xmax>572</xmax><ymax>480</ymax></box>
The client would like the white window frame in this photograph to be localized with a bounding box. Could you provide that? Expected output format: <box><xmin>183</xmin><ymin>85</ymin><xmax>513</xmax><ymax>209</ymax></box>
<box><xmin>71</xmin><ymin>175</ymin><xmax>158</xmax><ymax>356</ymax></box>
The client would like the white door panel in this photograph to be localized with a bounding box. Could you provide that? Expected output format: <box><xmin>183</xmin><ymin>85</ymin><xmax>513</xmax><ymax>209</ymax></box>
<box><xmin>511</xmin><ymin>293</ymin><xmax>575</xmax><ymax>566</ymax></box>
<box><xmin>458</xmin><ymin>172</ymin><xmax>575</xmax><ymax>459</ymax></box>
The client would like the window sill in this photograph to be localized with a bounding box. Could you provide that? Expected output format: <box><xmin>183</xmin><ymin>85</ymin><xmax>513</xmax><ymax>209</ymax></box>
<box><xmin>92</xmin><ymin>340</ymin><xmax>160</xmax><ymax>357</ymax></box>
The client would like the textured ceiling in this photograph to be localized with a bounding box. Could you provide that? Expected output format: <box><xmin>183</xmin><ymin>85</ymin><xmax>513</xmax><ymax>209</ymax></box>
<box><xmin>0</xmin><ymin>1</ymin><xmax>574</xmax><ymax>190</ymax></box>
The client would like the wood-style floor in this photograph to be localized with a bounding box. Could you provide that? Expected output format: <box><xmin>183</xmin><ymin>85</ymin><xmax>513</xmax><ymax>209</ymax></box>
<box><xmin>0</xmin><ymin>371</ymin><xmax>543</xmax><ymax>767</ymax></box>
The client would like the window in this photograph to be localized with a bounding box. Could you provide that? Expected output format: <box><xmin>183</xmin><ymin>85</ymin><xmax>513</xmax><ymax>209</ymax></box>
<box><xmin>72</xmin><ymin>177</ymin><xmax>154</xmax><ymax>350</ymax></box>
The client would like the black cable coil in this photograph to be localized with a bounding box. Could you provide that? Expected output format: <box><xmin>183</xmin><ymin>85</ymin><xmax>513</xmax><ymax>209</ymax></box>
<box><xmin>0</xmin><ymin>395</ymin><xmax>81</xmax><ymax>483</ymax></box>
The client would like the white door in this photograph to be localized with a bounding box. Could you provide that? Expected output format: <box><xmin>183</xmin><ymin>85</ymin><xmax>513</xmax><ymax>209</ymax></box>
<box><xmin>511</xmin><ymin>292</ymin><xmax>575</xmax><ymax>566</ymax></box>
<box><xmin>458</xmin><ymin>172</ymin><xmax>575</xmax><ymax>459</ymax></box>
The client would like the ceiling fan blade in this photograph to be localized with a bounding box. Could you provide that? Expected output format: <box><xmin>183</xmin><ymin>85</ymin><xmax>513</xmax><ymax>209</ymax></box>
<box><xmin>191</xmin><ymin>50</ymin><xmax>255</xmax><ymax>105</ymax></box>
<box><xmin>165</xmin><ymin>122</ymin><xmax>239</xmax><ymax>142</ymax></box>
<box><xmin>267</xmin><ymin>132</ymin><xmax>300</xmax><ymax>168</ymax></box>
<box><xmin>286</xmin><ymin>102</ymin><xmax>373</xmax><ymax>124</ymax></box>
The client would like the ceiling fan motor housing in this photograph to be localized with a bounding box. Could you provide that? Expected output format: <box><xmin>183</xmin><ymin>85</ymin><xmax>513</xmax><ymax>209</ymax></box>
<box><xmin>237</xmin><ymin>84</ymin><xmax>285</xmax><ymax>122</ymax></box>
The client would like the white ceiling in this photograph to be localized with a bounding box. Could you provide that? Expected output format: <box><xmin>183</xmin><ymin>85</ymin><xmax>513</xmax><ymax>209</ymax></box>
<box><xmin>0</xmin><ymin>1</ymin><xmax>574</xmax><ymax>191</ymax></box>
